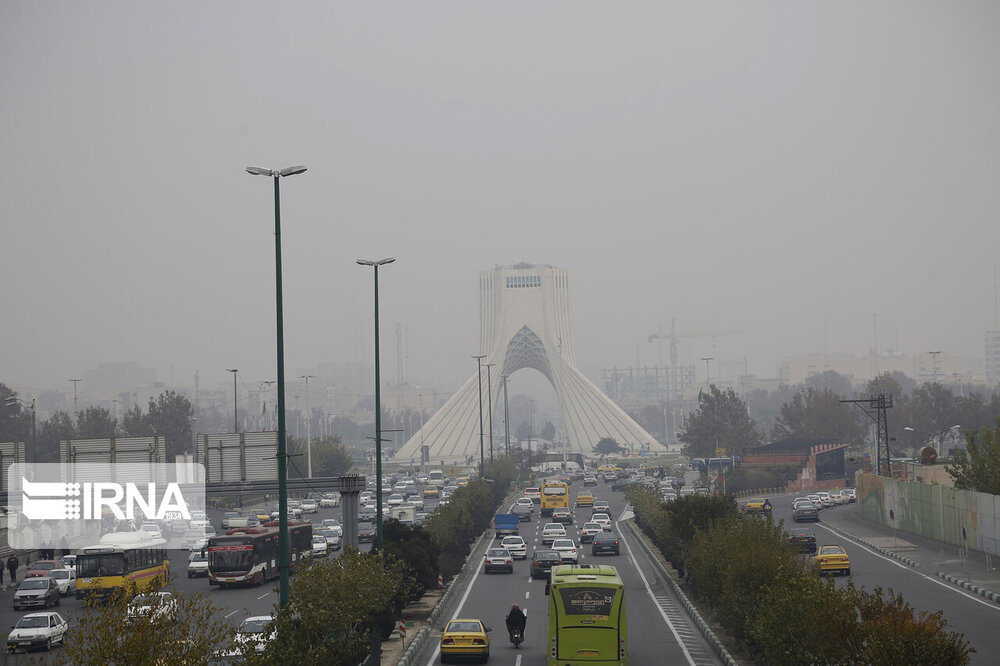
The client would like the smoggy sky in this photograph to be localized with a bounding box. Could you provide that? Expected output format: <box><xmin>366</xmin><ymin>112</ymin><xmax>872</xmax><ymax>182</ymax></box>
<box><xmin>2</xmin><ymin>1</ymin><xmax>999</xmax><ymax>398</ymax></box>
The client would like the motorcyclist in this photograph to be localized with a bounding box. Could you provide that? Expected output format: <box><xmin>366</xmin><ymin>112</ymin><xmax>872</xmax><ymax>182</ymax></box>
<box><xmin>505</xmin><ymin>603</ymin><xmax>527</xmax><ymax>643</ymax></box>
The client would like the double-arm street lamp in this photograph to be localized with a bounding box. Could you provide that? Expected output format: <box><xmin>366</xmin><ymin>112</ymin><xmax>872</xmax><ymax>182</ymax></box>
<box><xmin>4</xmin><ymin>396</ymin><xmax>36</xmax><ymax>463</ymax></box>
<box><xmin>225</xmin><ymin>369</ymin><xmax>238</xmax><ymax>433</ymax></box>
<box><xmin>358</xmin><ymin>257</ymin><xmax>395</xmax><ymax>550</ymax></box>
<box><xmin>246</xmin><ymin>163</ymin><xmax>307</xmax><ymax>608</ymax></box>
<box><xmin>903</xmin><ymin>425</ymin><xmax>961</xmax><ymax>456</ymax></box>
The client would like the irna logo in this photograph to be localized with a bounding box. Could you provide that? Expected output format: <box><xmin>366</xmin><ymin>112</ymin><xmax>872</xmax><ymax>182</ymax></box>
<box><xmin>21</xmin><ymin>478</ymin><xmax>191</xmax><ymax>522</ymax></box>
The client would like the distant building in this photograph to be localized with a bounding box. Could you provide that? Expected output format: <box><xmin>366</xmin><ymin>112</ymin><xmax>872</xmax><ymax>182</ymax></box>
<box><xmin>777</xmin><ymin>351</ymin><xmax>982</xmax><ymax>386</ymax></box>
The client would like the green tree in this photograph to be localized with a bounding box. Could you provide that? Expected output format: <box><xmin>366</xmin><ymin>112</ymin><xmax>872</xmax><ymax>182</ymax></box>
<box><xmin>121</xmin><ymin>404</ymin><xmax>154</xmax><ymax>437</ymax></box>
<box><xmin>382</xmin><ymin>519</ymin><xmax>441</xmax><ymax>597</ymax></box>
<box><xmin>76</xmin><ymin>406</ymin><xmax>118</xmax><ymax>439</ymax></box>
<box><xmin>515</xmin><ymin>421</ymin><xmax>533</xmax><ymax>442</ymax></box>
<box><xmin>946</xmin><ymin>418</ymin><xmax>1000</xmax><ymax>494</ymax></box>
<box><xmin>679</xmin><ymin>386</ymin><xmax>763</xmax><ymax>458</ymax></box>
<box><xmin>256</xmin><ymin>549</ymin><xmax>416</xmax><ymax>665</ymax></box>
<box><xmin>804</xmin><ymin>370</ymin><xmax>855</xmax><ymax>397</ymax></box>
<box><xmin>772</xmin><ymin>387</ymin><xmax>866</xmax><ymax>446</ymax></box>
<box><xmin>37</xmin><ymin>411</ymin><xmax>76</xmax><ymax>462</ymax></box>
<box><xmin>541</xmin><ymin>420</ymin><xmax>556</xmax><ymax>442</ymax></box>
<box><xmin>287</xmin><ymin>436</ymin><xmax>355</xmax><ymax>478</ymax></box>
<box><xmin>55</xmin><ymin>586</ymin><xmax>233</xmax><ymax>664</ymax></box>
<box><xmin>146</xmin><ymin>390</ymin><xmax>194</xmax><ymax>459</ymax></box>
<box><xmin>594</xmin><ymin>437</ymin><xmax>623</xmax><ymax>456</ymax></box>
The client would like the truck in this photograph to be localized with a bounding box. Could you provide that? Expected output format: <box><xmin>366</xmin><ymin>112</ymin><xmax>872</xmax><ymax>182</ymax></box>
<box><xmin>389</xmin><ymin>505</ymin><xmax>416</xmax><ymax>525</ymax></box>
<box><xmin>494</xmin><ymin>513</ymin><xmax>520</xmax><ymax>539</ymax></box>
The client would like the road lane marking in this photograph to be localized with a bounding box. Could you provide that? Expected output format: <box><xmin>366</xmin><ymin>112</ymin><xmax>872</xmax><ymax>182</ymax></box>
<box><xmin>515</xmin><ymin>655</ymin><xmax>522</xmax><ymax>666</ymax></box>
<box><xmin>257</xmin><ymin>593</ymin><xmax>269</xmax><ymax>600</ymax></box>
<box><xmin>813</xmin><ymin>521</ymin><xmax>1000</xmax><ymax>612</ymax></box>
<box><xmin>618</xmin><ymin>510</ymin><xmax>697</xmax><ymax>666</ymax></box>
<box><xmin>525</xmin><ymin>591</ymin><xmax>529</xmax><ymax>599</ymax></box>
<box><xmin>425</xmin><ymin>536</ymin><xmax>489</xmax><ymax>666</ymax></box>
<box><xmin>224</xmin><ymin>609</ymin><xmax>241</xmax><ymax>619</ymax></box>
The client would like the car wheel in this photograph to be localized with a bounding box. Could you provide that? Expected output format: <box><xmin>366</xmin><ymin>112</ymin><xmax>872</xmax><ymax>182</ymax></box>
<box><xmin>845</xmin><ymin>568</ymin><xmax>851</xmax><ymax>576</ymax></box>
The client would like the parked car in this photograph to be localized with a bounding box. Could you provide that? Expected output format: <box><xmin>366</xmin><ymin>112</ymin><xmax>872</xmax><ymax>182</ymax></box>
<box><xmin>13</xmin><ymin>578</ymin><xmax>61</xmax><ymax>610</ymax></box>
<box><xmin>542</xmin><ymin>523</ymin><xmax>567</xmax><ymax>545</ymax></box>
<box><xmin>580</xmin><ymin>522</ymin><xmax>604</xmax><ymax>543</ymax></box>
<box><xmin>550</xmin><ymin>538</ymin><xmax>579</xmax><ymax>564</ymax></box>
<box><xmin>530</xmin><ymin>550</ymin><xmax>562</xmax><ymax>579</ymax></box>
<box><xmin>787</xmin><ymin>527</ymin><xmax>818</xmax><ymax>554</ymax></box>
<box><xmin>26</xmin><ymin>561</ymin><xmax>59</xmax><ymax>579</ymax></box>
<box><xmin>812</xmin><ymin>545</ymin><xmax>851</xmax><ymax>576</ymax></box>
<box><xmin>591</xmin><ymin>532</ymin><xmax>621</xmax><ymax>556</ymax></box>
<box><xmin>6</xmin><ymin>611</ymin><xmax>68</xmax><ymax>653</ymax></box>
<box><xmin>188</xmin><ymin>551</ymin><xmax>209</xmax><ymax>578</ymax></box>
<box><xmin>484</xmin><ymin>548</ymin><xmax>515</xmax><ymax>574</ymax></box>
<box><xmin>42</xmin><ymin>569</ymin><xmax>76</xmax><ymax>596</ymax></box>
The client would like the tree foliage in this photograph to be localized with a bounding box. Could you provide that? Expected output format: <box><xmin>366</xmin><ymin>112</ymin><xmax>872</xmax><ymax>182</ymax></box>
<box><xmin>946</xmin><ymin>418</ymin><xmax>1000</xmax><ymax>494</ymax></box>
<box><xmin>55</xmin><ymin>584</ymin><xmax>233</xmax><ymax>665</ymax></box>
<box><xmin>772</xmin><ymin>387</ymin><xmax>866</xmax><ymax>446</ymax></box>
<box><xmin>679</xmin><ymin>385</ymin><xmax>763</xmax><ymax>458</ymax></box>
<box><xmin>595</xmin><ymin>437</ymin><xmax>624</xmax><ymax>456</ymax></box>
<box><xmin>76</xmin><ymin>406</ymin><xmax>119</xmax><ymax>439</ymax></box>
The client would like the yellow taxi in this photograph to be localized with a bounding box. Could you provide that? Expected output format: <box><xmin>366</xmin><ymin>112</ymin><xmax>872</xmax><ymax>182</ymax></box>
<box><xmin>742</xmin><ymin>497</ymin><xmax>772</xmax><ymax>516</ymax></box>
<box><xmin>575</xmin><ymin>491</ymin><xmax>595</xmax><ymax>507</ymax></box>
<box><xmin>423</xmin><ymin>486</ymin><xmax>440</xmax><ymax>499</ymax></box>
<box><xmin>440</xmin><ymin>618</ymin><xmax>490</xmax><ymax>662</ymax></box>
<box><xmin>812</xmin><ymin>545</ymin><xmax>851</xmax><ymax>576</ymax></box>
<box><xmin>457</xmin><ymin>476</ymin><xmax>470</xmax><ymax>487</ymax></box>
<box><xmin>256</xmin><ymin>511</ymin><xmax>272</xmax><ymax>523</ymax></box>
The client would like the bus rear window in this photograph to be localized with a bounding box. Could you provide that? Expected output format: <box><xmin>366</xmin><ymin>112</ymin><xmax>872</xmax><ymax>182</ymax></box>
<box><xmin>558</xmin><ymin>587</ymin><xmax>616</xmax><ymax>616</ymax></box>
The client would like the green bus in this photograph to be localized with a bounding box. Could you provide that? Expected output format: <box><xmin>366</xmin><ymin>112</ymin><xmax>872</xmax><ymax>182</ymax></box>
<box><xmin>546</xmin><ymin>564</ymin><xmax>628</xmax><ymax>665</ymax></box>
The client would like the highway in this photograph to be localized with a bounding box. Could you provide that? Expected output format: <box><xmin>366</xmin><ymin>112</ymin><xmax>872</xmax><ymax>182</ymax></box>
<box><xmin>415</xmin><ymin>481</ymin><xmax>722</xmax><ymax>666</ymax></box>
<box><xmin>773</xmin><ymin>497</ymin><xmax>1000</xmax><ymax>665</ymax></box>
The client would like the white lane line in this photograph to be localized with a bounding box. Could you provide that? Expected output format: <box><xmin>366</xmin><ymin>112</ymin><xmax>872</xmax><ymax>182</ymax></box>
<box><xmin>813</xmin><ymin>521</ymin><xmax>1000</xmax><ymax>612</ymax></box>
<box><xmin>257</xmin><ymin>592</ymin><xmax>269</xmax><ymax>600</ymax></box>
<box><xmin>515</xmin><ymin>655</ymin><xmax>522</xmax><ymax>666</ymax></box>
<box><xmin>525</xmin><ymin>591</ymin><xmax>530</xmax><ymax>599</ymax></box>
<box><xmin>224</xmin><ymin>609</ymin><xmax>241</xmax><ymax>619</ymax></box>
<box><xmin>618</xmin><ymin>511</ymin><xmax>697</xmax><ymax>666</ymax></box>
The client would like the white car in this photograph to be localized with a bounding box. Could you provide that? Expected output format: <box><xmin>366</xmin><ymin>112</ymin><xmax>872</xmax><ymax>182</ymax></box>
<box><xmin>806</xmin><ymin>495</ymin><xmax>823</xmax><ymax>510</ymax></box>
<box><xmin>388</xmin><ymin>494</ymin><xmax>405</xmax><ymax>506</ymax></box>
<box><xmin>550</xmin><ymin>538</ymin><xmax>579</xmax><ymax>564</ymax></box>
<box><xmin>187</xmin><ymin>551</ymin><xmax>209</xmax><ymax>578</ymax></box>
<box><xmin>314</xmin><ymin>528</ymin><xmax>342</xmax><ymax>551</ymax></box>
<box><xmin>816</xmin><ymin>491</ymin><xmax>835</xmax><ymax>508</ymax></box>
<box><xmin>542</xmin><ymin>523</ymin><xmax>567</xmax><ymax>545</ymax></box>
<box><xmin>126</xmin><ymin>592</ymin><xmax>177</xmax><ymax>624</ymax></box>
<box><xmin>6</xmin><ymin>612</ymin><xmax>68</xmax><ymax>653</ymax></box>
<box><xmin>393</xmin><ymin>483</ymin><xmax>408</xmax><ymax>493</ymax></box>
<box><xmin>591</xmin><ymin>513</ymin><xmax>613</xmax><ymax>531</ymax></box>
<box><xmin>515</xmin><ymin>497</ymin><xmax>535</xmax><ymax>512</ymax></box>
<box><xmin>580</xmin><ymin>522</ymin><xmax>604</xmax><ymax>543</ymax></box>
<box><xmin>139</xmin><ymin>523</ymin><xmax>162</xmax><ymax>538</ymax></box>
<box><xmin>43</xmin><ymin>568</ymin><xmax>76</xmax><ymax>596</ymax></box>
<box><xmin>311</xmin><ymin>535</ymin><xmax>329</xmax><ymax>557</ymax></box>
<box><xmin>300</xmin><ymin>499</ymin><xmax>319</xmax><ymax>514</ymax></box>
<box><xmin>233</xmin><ymin>615</ymin><xmax>275</xmax><ymax>654</ymax></box>
<box><xmin>832</xmin><ymin>491</ymin><xmax>848</xmax><ymax>505</ymax></box>
<box><xmin>319</xmin><ymin>493</ymin><xmax>340</xmax><ymax>508</ymax></box>
<box><xmin>405</xmin><ymin>494</ymin><xmax>425</xmax><ymax>510</ymax></box>
<box><xmin>59</xmin><ymin>554</ymin><xmax>76</xmax><ymax>570</ymax></box>
<box><xmin>500</xmin><ymin>536</ymin><xmax>527</xmax><ymax>560</ymax></box>
<box><xmin>321</xmin><ymin>518</ymin><xmax>344</xmax><ymax>537</ymax></box>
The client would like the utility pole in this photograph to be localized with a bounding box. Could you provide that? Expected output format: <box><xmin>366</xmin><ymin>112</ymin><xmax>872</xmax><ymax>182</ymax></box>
<box><xmin>485</xmin><ymin>363</ymin><xmax>496</xmax><ymax>463</ymax></box>
<box><xmin>300</xmin><ymin>375</ymin><xmax>314</xmax><ymax>477</ymax></box>
<box><xmin>226</xmin><ymin>369</ymin><xmax>239</xmax><ymax>432</ymax></box>
<box><xmin>472</xmin><ymin>355</ymin><xmax>487</xmax><ymax>477</ymax></box>
<box><xmin>502</xmin><ymin>375</ymin><xmax>511</xmax><ymax>454</ymax></box>
<box><xmin>68</xmin><ymin>379</ymin><xmax>82</xmax><ymax>413</ymax></box>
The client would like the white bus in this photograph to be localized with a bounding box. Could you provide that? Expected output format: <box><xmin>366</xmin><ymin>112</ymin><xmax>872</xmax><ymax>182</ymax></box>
<box><xmin>427</xmin><ymin>470</ymin><xmax>445</xmax><ymax>487</ymax></box>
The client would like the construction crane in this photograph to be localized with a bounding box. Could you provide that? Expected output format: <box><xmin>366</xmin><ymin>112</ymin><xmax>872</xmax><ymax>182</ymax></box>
<box><xmin>647</xmin><ymin>318</ymin><xmax>746</xmax><ymax>374</ymax></box>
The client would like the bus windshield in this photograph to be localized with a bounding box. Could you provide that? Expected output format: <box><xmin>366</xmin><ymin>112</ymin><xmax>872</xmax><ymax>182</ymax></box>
<box><xmin>210</xmin><ymin>549</ymin><xmax>252</xmax><ymax>572</ymax></box>
<box><xmin>548</xmin><ymin>568</ymin><xmax>627</xmax><ymax>663</ymax></box>
<box><xmin>78</xmin><ymin>554</ymin><xmax>124</xmax><ymax>577</ymax></box>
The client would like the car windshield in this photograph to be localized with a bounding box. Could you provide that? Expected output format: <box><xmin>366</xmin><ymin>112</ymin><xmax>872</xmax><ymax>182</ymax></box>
<box><xmin>19</xmin><ymin>579</ymin><xmax>48</xmax><ymax>590</ymax></box>
<box><xmin>16</xmin><ymin>616</ymin><xmax>50</xmax><ymax>628</ymax></box>
<box><xmin>240</xmin><ymin>618</ymin><xmax>272</xmax><ymax>634</ymax></box>
<box><xmin>132</xmin><ymin>594</ymin><xmax>170</xmax><ymax>606</ymax></box>
<box><xmin>584</xmin><ymin>523</ymin><xmax>602</xmax><ymax>530</ymax></box>
<box><xmin>536</xmin><ymin>552</ymin><xmax>560</xmax><ymax>561</ymax></box>
<box><xmin>48</xmin><ymin>570</ymin><xmax>69</xmax><ymax>579</ymax></box>
<box><xmin>487</xmin><ymin>549</ymin><xmax>508</xmax><ymax>557</ymax></box>
<box><xmin>543</xmin><ymin>524</ymin><xmax>562</xmax><ymax>530</ymax></box>
<box><xmin>31</xmin><ymin>562</ymin><xmax>55</xmax><ymax>571</ymax></box>
<box><xmin>820</xmin><ymin>546</ymin><xmax>845</xmax><ymax>555</ymax></box>
<box><xmin>190</xmin><ymin>553</ymin><xmax>207</xmax><ymax>562</ymax></box>
<box><xmin>552</xmin><ymin>540</ymin><xmax>574</xmax><ymax>549</ymax></box>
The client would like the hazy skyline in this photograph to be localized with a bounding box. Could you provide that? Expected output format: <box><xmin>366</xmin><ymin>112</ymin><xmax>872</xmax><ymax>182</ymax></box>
<box><xmin>3</xmin><ymin>2</ymin><xmax>999</xmax><ymax>400</ymax></box>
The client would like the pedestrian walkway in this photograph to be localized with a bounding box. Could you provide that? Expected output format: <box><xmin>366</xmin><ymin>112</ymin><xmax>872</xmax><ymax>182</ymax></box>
<box><xmin>819</xmin><ymin>504</ymin><xmax>1000</xmax><ymax>604</ymax></box>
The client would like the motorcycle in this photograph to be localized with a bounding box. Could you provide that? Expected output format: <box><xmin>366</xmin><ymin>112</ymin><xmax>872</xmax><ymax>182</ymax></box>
<box><xmin>509</xmin><ymin>626</ymin><xmax>523</xmax><ymax>648</ymax></box>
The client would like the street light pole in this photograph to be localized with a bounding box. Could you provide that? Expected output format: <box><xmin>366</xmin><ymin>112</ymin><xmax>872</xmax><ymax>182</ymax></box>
<box><xmin>247</xmin><ymin>163</ymin><xmax>307</xmax><ymax>609</ymax></box>
<box><xmin>700</xmin><ymin>357</ymin><xmax>714</xmax><ymax>387</ymax></box>
<box><xmin>225</xmin><ymin>369</ymin><xmax>238</xmax><ymax>433</ymax></box>
<box><xmin>67</xmin><ymin>379</ymin><xmax>82</xmax><ymax>414</ymax></box>
<box><xmin>472</xmin><ymin>355</ymin><xmax>486</xmax><ymax>477</ymax></box>
<box><xmin>485</xmin><ymin>363</ymin><xmax>495</xmax><ymax>463</ymax></box>
<box><xmin>300</xmin><ymin>375</ymin><xmax>314</xmax><ymax>478</ymax></box>
<box><xmin>358</xmin><ymin>257</ymin><xmax>396</xmax><ymax>550</ymax></box>
<box><xmin>502</xmin><ymin>375</ymin><xmax>511</xmax><ymax>454</ymax></box>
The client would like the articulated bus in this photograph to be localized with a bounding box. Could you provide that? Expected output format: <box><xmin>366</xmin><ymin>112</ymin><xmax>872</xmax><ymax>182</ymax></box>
<box><xmin>76</xmin><ymin>532</ymin><xmax>168</xmax><ymax>600</ymax></box>
<box><xmin>546</xmin><ymin>565</ymin><xmax>627</xmax><ymax>665</ymax></box>
<box><xmin>540</xmin><ymin>482</ymin><xmax>570</xmax><ymax>516</ymax></box>
<box><xmin>208</xmin><ymin>520</ymin><xmax>312</xmax><ymax>587</ymax></box>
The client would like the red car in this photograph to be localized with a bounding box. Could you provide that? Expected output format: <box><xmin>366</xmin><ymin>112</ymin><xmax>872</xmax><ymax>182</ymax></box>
<box><xmin>26</xmin><ymin>560</ymin><xmax>59</xmax><ymax>578</ymax></box>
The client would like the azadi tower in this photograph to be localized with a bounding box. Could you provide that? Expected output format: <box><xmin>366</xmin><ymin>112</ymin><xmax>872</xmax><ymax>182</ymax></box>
<box><xmin>396</xmin><ymin>263</ymin><xmax>664</xmax><ymax>465</ymax></box>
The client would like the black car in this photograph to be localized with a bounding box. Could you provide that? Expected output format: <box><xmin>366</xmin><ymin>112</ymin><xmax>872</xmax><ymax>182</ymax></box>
<box><xmin>530</xmin><ymin>550</ymin><xmax>563</xmax><ymax>579</ymax></box>
<box><xmin>13</xmin><ymin>578</ymin><xmax>61</xmax><ymax>610</ymax></box>
<box><xmin>591</xmin><ymin>532</ymin><xmax>620</xmax><ymax>556</ymax></box>
<box><xmin>357</xmin><ymin>521</ymin><xmax>377</xmax><ymax>543</ymax></box>
<box><xmin>787</xmin><ymin>527</ymin><xmax>818</xmax><ymax>554</ymax></box>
